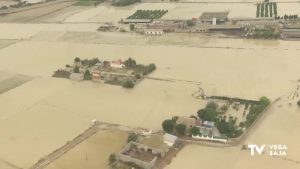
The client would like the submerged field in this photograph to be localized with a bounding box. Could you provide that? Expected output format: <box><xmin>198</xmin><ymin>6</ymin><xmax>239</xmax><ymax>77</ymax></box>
<box><xmin>0</xmin><ymin>29</ymin><xmax>300</xmax><ymax>167</ymax></box>
<box><xmin>45</xmin><ymin>130</ymin><xmax>128</xmax><ymax>169</ymax></box>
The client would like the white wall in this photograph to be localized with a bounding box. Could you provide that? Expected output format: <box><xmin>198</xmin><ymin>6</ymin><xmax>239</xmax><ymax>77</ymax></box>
<box><xmin>21</xmin><ymin>0</ymin><xmax>45</xmax><ymax>4</ymax></box>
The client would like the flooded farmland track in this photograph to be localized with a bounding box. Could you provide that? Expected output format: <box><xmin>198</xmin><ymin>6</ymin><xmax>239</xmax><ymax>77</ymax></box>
<box><xmin>29</xmin><ymin>122</ymin><xmax>101</xmax><ymax>169</ymax></box>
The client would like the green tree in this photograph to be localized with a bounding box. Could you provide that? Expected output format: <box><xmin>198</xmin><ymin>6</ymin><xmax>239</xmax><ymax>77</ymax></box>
<box><xmin>297</xmin><ymin>100</ymin><xmax>300</xmax><ymax>107</ymax></box>
<box><xmin>175</xmin><ymin>123</ymin><xmax>186</xmax><ymax>135</ymax></box>
<box><xmin>259</xmin><ymin>96</ymin><xmax>271</xmax><ymax>106</ymax></box>
<box><xmin>88</xmin><ymin>58</ymin><xmax>100</xmax><ymax>67</ymax></box>
<box><xmin>73</xmin><ymin>66</ymin><xmax>80</xmax><ymax>73</ymax></box>
<box><xmin>127</xmin><ymin>133</ymin><xmax>138</xmax><ymax>142</ymax></box>
<box><xmin>269</xmin><ymin>3</ymin><xmax>273</xmax><ymax>17</ymax></box>
<box><xmin>74</xmin><ymin>57</ymin><xmax>81</xmax><ymax>63</ymax></box>
<box><xmin>122</xmin><ymin>79</ymin><xmax>134</xmax><ymax>88</ymax></box>
<box><xmin>273</xmin><ymin>3</ymin><xmax>277</xmax><ymax>18</ymax></box>
<box><xmin>190</xmin><ymin>126</ymin><xmax>200</xmax><ymax>136</ymax></box>
<box><xmin>256</xmin><ymin>3</ymin><xmax>261</xmax><ymax>18</ymax></box>
<box><xmin>162</xmin><ymin>119</ymin><xmax>175</xmax><ymax>133</ymax></box>
<box><xmin>124</xmin><ymin>58</ymin><xmax>136</xmax><ymax>68</ymax></box>
<box><xmin>261</xmin><ymin>3</ymin><xmax>265</xmax><ymax>17</ymax></box>
<box><xmin>84</xmin><ymin>70</ymin><xmax>92</xmax><ymax>80</ymax></box>
<box><xmin>197</xmin><ymin>108</ymin><xmax>218</xmax><ymax>121</ymax></box>
<box><xmin>265</xmin><ymin>3</ymin><xmax>269</xmax><ymax>17</ymax></box>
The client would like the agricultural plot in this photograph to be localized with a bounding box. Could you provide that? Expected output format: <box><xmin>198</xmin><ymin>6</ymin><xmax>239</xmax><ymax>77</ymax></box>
<box><xmin>127</xmin><ymin>10</ymin><xmax>168</xmax><ymax>19</ymax></box>
<box><xmin>256</xmin><ymin>2</ymin><xmax>277</xmax><ymax>18</ymax></box>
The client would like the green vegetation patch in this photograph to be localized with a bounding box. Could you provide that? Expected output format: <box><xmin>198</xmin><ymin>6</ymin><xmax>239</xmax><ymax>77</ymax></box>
<box><xmin>75</xmin><ymin>0</ymin><xmax>103</xmax><ymax>6</ymax></box>
<box><xmin>111</xmin><ymin>0</ymin><xmax>140</xmax><ymax>6</ymax></box>
<box><xmin>252</xmin><ymin>29</ymin><xmax>280</xmax><ymax>39</ymax></box>
<box><xmin>127</xmin><ymin>10</ymin><xmax>168</xmax><ymax>19</ymax></box>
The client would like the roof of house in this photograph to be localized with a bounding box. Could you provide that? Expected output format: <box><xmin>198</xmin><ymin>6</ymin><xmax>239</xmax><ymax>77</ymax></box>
<box><xmin>111</xmin><ymin>59</ymin><xmax>123</xmax><ymax>65</ymax></box>
<box><xmin>140</xmin><ymin>134</ymin><xmax>169</xmax><ymax>153</ymax></box>
<box><xmin>199</xmin><ymin>11</ymin><xmax>229</xmax><ymax>20</ymax></box>
<box><xmin>176</xmin><ymin>116</ymin><xmax>196</xmax><ymax>127</ymax></box>
<box><xmin>163</xmin><ymin>133</ymin><xmax>178</xmax><ymax>143</ymax></box>
<box><xmin>201</xmin><ymin>121</ymin><xmax>215</xmax><ymax>128</ymax></box>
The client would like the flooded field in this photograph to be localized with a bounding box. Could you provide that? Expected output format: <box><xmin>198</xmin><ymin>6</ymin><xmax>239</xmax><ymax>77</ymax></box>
<box><xmin>0</xmin><ymin>25</ymin><xmax>300</xmax><ymax>167</ymax></box>
<box><xmin>45</xmin><ymin>130</ymin><xmax>128</xmax><ymax>169</ymax></box>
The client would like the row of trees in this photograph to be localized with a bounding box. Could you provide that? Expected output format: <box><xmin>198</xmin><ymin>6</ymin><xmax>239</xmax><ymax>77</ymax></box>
<box><xmin>276</xmin><ymin>14</ymin><xmax>298</xmax><ymax>20</ymax></box>
<box><xmin>162</xmin><ymin>117</ymin><xmax>186</xmax><ymax>135</ymax></box>
<box><xmin>127</xmin><ymin>10</ymin><xmax>168</xmax><ymax>19</ymax></box>
<box><xmin>124</xmin><ymin>58</ymin><xmax>156</xmax><ymax>75</ymax></box>
<box><xmin>256</xmin><ymin>2</ymin><xmax>277</xmax><ymax>18</ymax></box>
<box><xmin>252</xmin><ymin>29</ymin><xmax>280</xmax><ymax>39</ymax></box>
<box><xmin>74</xmin><ymin>57</ymin><xmax>100</xmax><ymax>68</ymax></box>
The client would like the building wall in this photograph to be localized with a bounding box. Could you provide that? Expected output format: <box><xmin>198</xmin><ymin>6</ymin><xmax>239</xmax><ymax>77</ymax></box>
<box><xmin>21</xmin><ymin>0</ymin><xmax>45</xmax><ymax>4</ymax></box>
<box><xmin>118</xmin><ymin>142</ymin><xmax>157</xmax><ymax>169</ymax></box>
<box><xmin>145</xmin><ymin>31</ymin><xmax>163</xmax><ymax>35</ymax></box>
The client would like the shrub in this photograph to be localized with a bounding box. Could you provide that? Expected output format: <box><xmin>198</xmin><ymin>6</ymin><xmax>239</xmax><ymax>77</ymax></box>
<box><xmin>109</xmin><ymin>153</ymin><xmax>116</xmax><ymax>164</ymax></box>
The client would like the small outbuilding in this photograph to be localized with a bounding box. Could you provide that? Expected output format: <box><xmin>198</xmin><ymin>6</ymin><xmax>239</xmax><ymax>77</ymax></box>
<box><xmin>199</xmin><ymin>11</ymin><xmax>229</xmax><ymax>24</ymax></box>
<box><xmin>69</xmin><ymin>73</ymin><xmax>84</xmax><ymax>81</ymax></box>
<box><xmin>163</xmin><ymin>133</ymin><xmax>178</xmax><ymax>147</ymax></box>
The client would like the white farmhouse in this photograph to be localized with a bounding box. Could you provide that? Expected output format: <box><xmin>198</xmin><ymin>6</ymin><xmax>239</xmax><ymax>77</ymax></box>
<box><xmin>20</xmin><ymin>0</ymin><xmax>45</xmax><ymax>4</ymax></box>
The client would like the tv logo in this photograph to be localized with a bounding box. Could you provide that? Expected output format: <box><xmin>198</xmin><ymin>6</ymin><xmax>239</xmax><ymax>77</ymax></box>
<box><xmin>248</xmin><ymin>144</ymin><xmax>266</xmax><ymax>156</ymax></box>
<box><xmin>247</xmin><ymin>144</ymin><xmax>287</xmax><ymax>156</ymax></box>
